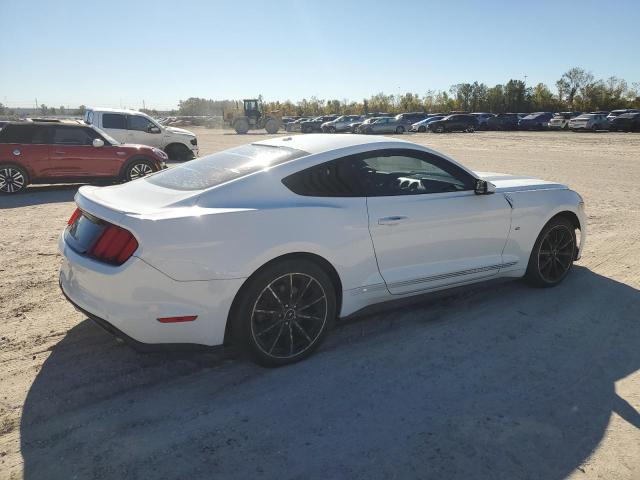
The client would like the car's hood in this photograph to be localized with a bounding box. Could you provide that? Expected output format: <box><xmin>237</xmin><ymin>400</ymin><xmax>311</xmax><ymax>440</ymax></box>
<box><xmin>475</xmin><ymin>172</ymin><xmax>567</xmax><ymax>192</ymax></box>
<box><xmin>165</xmin><ymin>126</ymin><xmax>196</xmax><ymax>137</ymax></box>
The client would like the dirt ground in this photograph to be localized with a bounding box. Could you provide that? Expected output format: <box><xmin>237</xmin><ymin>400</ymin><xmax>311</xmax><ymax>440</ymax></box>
<box><xmin>1</xmin><ymin>129</ymin><xmax>639</xmax><ymax>479</ymax></box>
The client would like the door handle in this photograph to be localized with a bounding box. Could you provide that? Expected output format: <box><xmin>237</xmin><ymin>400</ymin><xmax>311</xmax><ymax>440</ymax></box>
<box><xmin>54</xmin><ymin>151</ymin><xmax>66</xmax><ymax>155</ymax></box>
<box><xmin>378</xmin><ymin>215</ymin><xmax>408</xmax><ymax>225</ymax></box>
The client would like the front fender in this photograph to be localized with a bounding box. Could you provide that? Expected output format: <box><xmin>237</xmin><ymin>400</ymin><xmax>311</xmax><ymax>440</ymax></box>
<box><xmin>502</xmin><ymin>189</ymin><xmax>586</xmax><ymax>267</ymax></box>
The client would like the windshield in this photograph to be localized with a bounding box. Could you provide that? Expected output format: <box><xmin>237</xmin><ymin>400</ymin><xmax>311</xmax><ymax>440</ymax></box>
<box><xmin>146</xmin><ymin>144</ymin><xmax>309</xmax><ymax>191</ymax></box>
<box><xmin>91</xmin><ymin>125</ymin><xmax>121</xmax><ymax>145</ymax></box>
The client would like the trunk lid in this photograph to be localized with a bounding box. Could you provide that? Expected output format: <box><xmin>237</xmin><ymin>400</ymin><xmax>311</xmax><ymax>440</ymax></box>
<box><xmin>75</xmin><ymin>180</ymin><xmax>202</xmax><ymax>219</ymax></box>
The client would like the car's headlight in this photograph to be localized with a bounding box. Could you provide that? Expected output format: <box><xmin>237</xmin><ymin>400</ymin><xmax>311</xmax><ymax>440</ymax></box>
<box><xmin>152</xmin><ymin>148</ymin><xmax>169</xmax><ymax>160</ymax></box>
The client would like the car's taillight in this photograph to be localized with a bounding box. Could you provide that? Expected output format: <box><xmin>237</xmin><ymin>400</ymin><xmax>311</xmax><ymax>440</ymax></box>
<box><xmin>67</xmin><ymin>207</ymin><xmax>81</xmax><ymax>225</ymax></box>
<box><xmin>88</xmin><ymin>224</ymin><xmax>138</xmax><ymax>265</ymax></box>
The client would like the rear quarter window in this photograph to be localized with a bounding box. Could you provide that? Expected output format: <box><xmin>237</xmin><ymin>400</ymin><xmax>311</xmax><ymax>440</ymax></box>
<box><xmin>282</xmin><ymin>159</ymin><xmax>364</xmax><ymax>197</ymax></box>
<box><xmin>0</xmin><ymin>124</ymin><xmax>36</xmax><ymax>144</ymax></box>
<box><xmin>102</xmin><ymin>113</ymin><xmax>127</xmax><ymax>129</ymax></box>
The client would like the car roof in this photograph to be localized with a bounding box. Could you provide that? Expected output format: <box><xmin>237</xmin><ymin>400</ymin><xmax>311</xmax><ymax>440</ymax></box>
<box><xmin>86</xmin><ymin>107</ymin><xmax>146</xmax><ymax>115</ymax></box>
<box><xmin>6</xmin><ymin>119</ymin><xmax>85</xmax><ymax>127</ymax></box>
<box><xmin>253</xmin><ymin>133</ymin><xmax>412</xmax><ymax>154</ymax></box>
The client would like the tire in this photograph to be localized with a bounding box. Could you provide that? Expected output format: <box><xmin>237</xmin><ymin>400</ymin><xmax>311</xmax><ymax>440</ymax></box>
<box><xmin>124</xmin><ymin>159</ymin><xmax>155</xmax><ymax>182</ymax></box>
<box><xmin>327</xmin><ymin>126</ymin><xmax>336</xmax><ymax>133</ymax></box>
<box><xmin>264</xmin><ymin>118</ymin><xmax>279</xmax><ymax>134</ymax></box>
<box><xmin>0</xmin><ymin>164</ymin><xmax>29</xmax><ymax>194</ymax></box>
<box><xmin>395</xmin><ymin>126</ymin><xmax>405</xmax><ymax>134</ymax></box>
<box><xmin>165</xmin><ymin>143</ymin><xmax>194</xmax><ymax>162</ymax></box>
<box><xmin>466</xmin><ymin>126</ymin><xmax>476</xmax><ymax>133</ymax></box>
<box><xmin>418</xmin><ymin>125</ymin><xmax>426</xmax><ymax>132</ymax></box>
<box><xmin>234</xmin><ymin>118</ymin><xmax>250</xmax><ymax>134</ymax></box>
<box><xmin>524</xmin><ymin>216</ymin><xmax>576</xmax><ymax>288</ymax></box>
<box><xmin>233</xmin><ymin>259</ymin><xmax>337</xmax><ymax>366</ymax></box>
<box><xmin>434</xmin><ymin>125</ymin><xmax>445</xmax><ymax>133</ymax></box>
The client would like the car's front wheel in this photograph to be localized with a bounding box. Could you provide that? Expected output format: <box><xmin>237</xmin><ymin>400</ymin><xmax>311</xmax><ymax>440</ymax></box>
<box><xmin>233</xmin><ymin>259</ymin><xmax>337</xmax><ymax>366</ymax></box>
<box><xmin>434</xmin><ymin>125</ymin><xmax>445</xmax><ymax>133</ymax></box>
<box><xmin>0</xmin><ymin>164</ymin><xmax>29</xmax><ymax>194</ymax></box>
<box><xmin>395</xmin><ymin>126</ymin><xmax>405</xmax><ymax>134</ymax></box>
<box><xmin>124</xmin><ymin>159</ymin><xmax>155</xmax><ymax>182</ymax></box>
<box><xmin>525</xmin><ymin>216</ymin><xmax>576</xmax><ymax>287</ymax></box>
<box><xmin>418</xmin><ymin>125</ymin><xmax>426</xmax><ymax>132</ymax></box>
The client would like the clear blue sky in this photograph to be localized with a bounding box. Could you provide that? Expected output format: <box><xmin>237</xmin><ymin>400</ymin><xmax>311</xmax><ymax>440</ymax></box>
<box><xmin>1</xmin><ymin>0</ymin><xmax>638</xmax><ymax>110</ymax></box>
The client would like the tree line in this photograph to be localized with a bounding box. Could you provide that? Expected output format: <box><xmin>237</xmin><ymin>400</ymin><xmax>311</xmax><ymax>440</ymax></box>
<box><xmin>1</xmin><ymin>67</ymin><xmax>636</xmax><ymax>119</ymax></box>
<box><xmin>177</xmin><ymin>67</ymin><xmax>639</xmax><ymax>117</ymax></box>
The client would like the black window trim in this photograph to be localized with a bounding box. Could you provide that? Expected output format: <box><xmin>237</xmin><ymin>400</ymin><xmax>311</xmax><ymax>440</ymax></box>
<box><xmin>282</xmin><ymin>148</ymin><xmax>477</xmax><ymax>198</ymax></box>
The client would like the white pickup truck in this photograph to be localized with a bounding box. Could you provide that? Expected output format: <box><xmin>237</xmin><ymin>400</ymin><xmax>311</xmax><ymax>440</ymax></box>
<box><xmin>84</xmin><ymin>108</ymin><xmax>198</xmax><ymax>161</ymax></box>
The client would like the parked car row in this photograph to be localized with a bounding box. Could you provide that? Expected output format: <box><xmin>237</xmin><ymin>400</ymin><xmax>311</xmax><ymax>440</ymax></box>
<box><xmin>289</xmin><ymin>108</ymin><xmax>640</xmax><ymax>135</ymax></box>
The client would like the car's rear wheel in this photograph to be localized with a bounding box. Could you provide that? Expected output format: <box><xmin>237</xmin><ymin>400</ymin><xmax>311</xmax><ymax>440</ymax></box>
<box><xmin>435</xmin><ymin>125</ymin><xmax>445</xmax><ymax>133</ymax></box>
<box><xmin>395</xmin><ymin>126</ymin><xmax>405</xmax><ymax>134</ymax></box>
<box><xmin>525</xmin><ymin>216</ymin><xmax>576</xmax><ymax>288</ymax></box>
<box><xmin>233</xmin><ymin>259</ymin><xmax>337</xmax><ymax>366</ymax></box>
<box><xmin>124</xmin><ymin>159</ymin><xmax>155</xmax><ymax>182</ymax></box>
<box><xmin>0</xmin><ymin>165</ymin><xmax>28</xmax><ymax>194</ymax></box>
<box><xmin>466</xmin><ymin>126</ymin><xmax>476</xmax><ymax>133</ymax></box>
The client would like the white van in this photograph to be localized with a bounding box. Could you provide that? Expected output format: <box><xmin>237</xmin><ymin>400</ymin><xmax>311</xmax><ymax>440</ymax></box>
<box><xmin>84</xmin><ymin>108</ymin><xmax>198</xmax><ymax>161</ymax></box>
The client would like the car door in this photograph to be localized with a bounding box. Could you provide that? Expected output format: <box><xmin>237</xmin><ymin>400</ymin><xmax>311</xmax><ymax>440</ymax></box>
<box><xmin>362</xmin><ymin>149</ymin><xmax>513</xmax><ymax>294</ymax></box>
<box><xmin>49</xmin><ymin>126</ymin><xmax>119</xmax><ymax>177</ymax></box>
<box><xmin>446</xmin><ymin>115</ymin><xmax>460</xmax><ymax>130</ymax></box>
<box><xmin>101</xmin><ymin>113</ymin><xmax>128</xmax><ymax>144</ymax></box>
<box><xmin>126</xmin><ymin>114</ymin><xmax>162</xmax><ymax>147</ymax></box>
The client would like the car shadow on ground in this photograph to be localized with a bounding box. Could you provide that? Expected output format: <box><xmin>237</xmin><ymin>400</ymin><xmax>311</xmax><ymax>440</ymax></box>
<box><xmin>20</xmin><ymin>267</ymin><xmax>640</xmax><ymax>479</ymax></box>
<box><xmin>0</xmin><ymin>185</ymin><xmax>79</xmax><ymax>208</ymax></box>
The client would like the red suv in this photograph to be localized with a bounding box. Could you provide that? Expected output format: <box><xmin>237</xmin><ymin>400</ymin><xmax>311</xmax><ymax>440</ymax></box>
<box><xmin>0</xmin><ymin>121</ymin><xmax>168</xmax><ymax>194</ymax></box>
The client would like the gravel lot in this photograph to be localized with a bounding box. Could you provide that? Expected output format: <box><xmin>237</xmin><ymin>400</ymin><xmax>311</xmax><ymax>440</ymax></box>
<box><xmin>1</xmin><ymin>130</ymin><xmax>639</xmax><ymax>479</ymax></box>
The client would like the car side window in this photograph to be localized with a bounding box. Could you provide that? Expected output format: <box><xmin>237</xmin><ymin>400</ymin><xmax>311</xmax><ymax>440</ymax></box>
<box><xmin>127</xmin><ymin>115</ymin><xmax>155</xmax><ymax>132</ymax></box>
<box><xmin>282</xmin><ymin>149</ymin><xmax>475</xmax><ymax>198</ymax></box>
<box><xmin>52</xmin><ymin>127</ymin><xmax>94</xmax><ymax>146</ymax></box>
<box><xmin>281</xmin><ymin>159</ymin><xmax>365</xmax><ymax>197</ymax></box>
<box><xmin>31</xmin><ymin>126</ymin><xmax>50</xmax><ymax>144</ymax></box>
<box><xmin>0</xmin><ymin>124</ymin><xmax>36</xmax><ymax>144</ymax></box>
<box><xmin>359</xmin><ymin>150</ymin><xmax>474</xmax><ymax>196</ymax></box>
<box><xmin>102</xmin><ymin>113</ymin><xmax>126</xmax><ymax>129</ymax></box>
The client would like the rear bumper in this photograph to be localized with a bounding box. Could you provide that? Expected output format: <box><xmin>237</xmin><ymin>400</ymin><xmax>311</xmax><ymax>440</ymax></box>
<box><xmin>58</xmin><ymin>233</ymin><xmax>244</xmax><ymax>346</ymax></box>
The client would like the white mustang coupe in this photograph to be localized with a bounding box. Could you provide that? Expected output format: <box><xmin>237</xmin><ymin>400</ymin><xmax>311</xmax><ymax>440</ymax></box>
<box><xmin>59</xmin><ymin>135</ymin><xmax>586</xmax><ymax>366</ymax></box>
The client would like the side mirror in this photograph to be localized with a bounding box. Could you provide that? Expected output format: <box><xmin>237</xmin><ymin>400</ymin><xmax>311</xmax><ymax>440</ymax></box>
<box><xmin>92</xmin><ymin>138</ymin><xmax>104</xmax><ymax>148</ymax></box>
<box><xmin>148</xmin><ymin>125</ymin><xmax>161</xmax><ymax>133</ymax></box>
<box><xmin>474</xmin><ymin>179</ymin><xmax>496</xmax><ymax>195</ymax></box>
